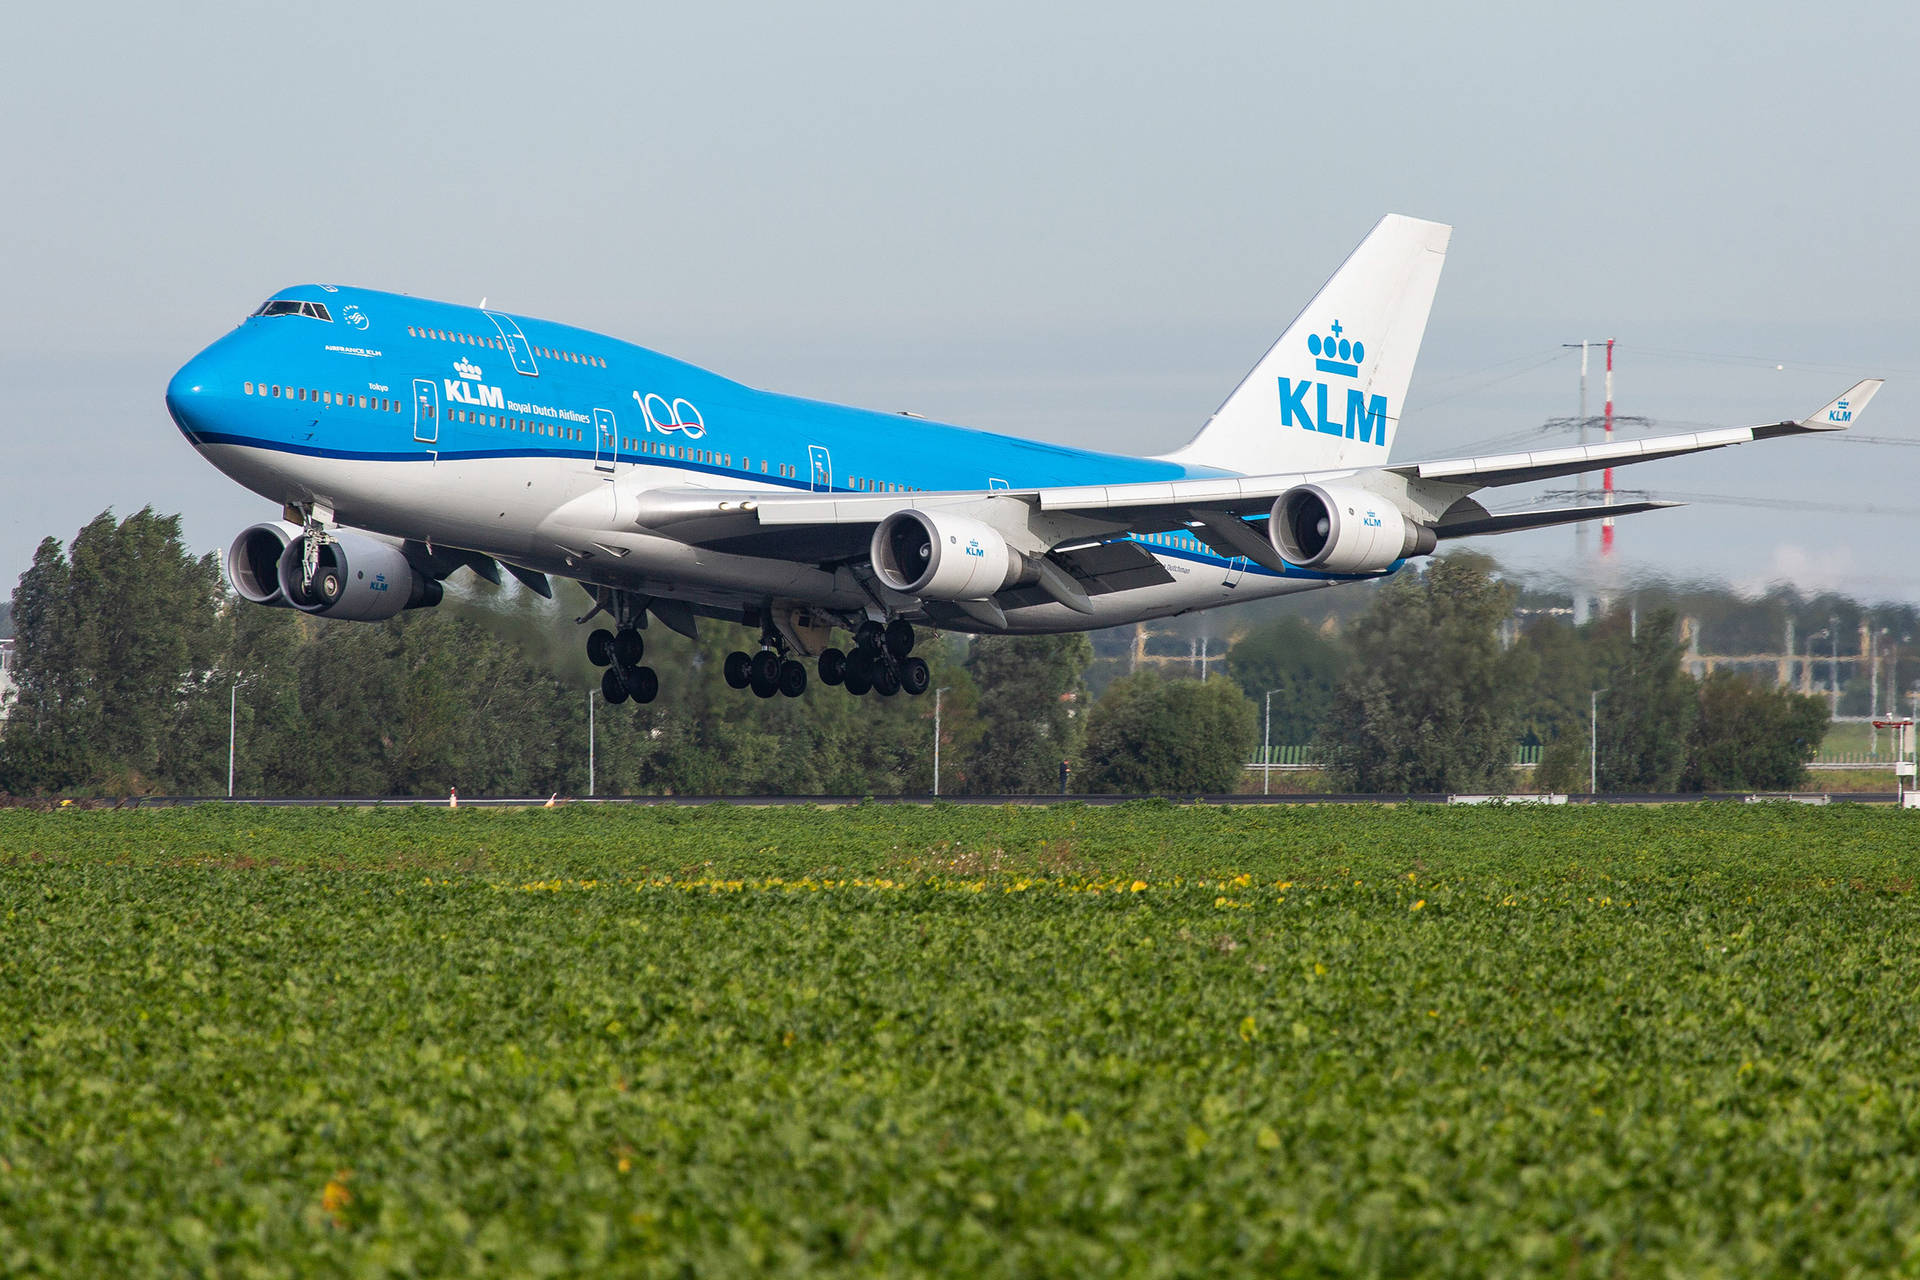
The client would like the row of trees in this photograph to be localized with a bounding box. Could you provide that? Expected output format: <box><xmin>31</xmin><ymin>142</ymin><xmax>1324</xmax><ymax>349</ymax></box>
<box><xmin>0</xmin><ymin>510</ymin><xmax>1829</xmax><ymax>798</ymax></box>
<box><xmin>1308</xmin><ymin>555</ymin><xmax>1829</xmax><ymax>793</ymax></box>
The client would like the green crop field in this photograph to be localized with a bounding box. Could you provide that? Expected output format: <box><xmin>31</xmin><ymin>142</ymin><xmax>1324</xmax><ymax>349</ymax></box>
<box><xmin>4</xmin><ymin>803</ymin><xmax>1920</xmax><ymax>1276</ymax></box>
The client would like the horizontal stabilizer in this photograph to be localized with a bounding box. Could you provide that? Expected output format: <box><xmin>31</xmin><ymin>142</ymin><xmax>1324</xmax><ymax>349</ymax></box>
<box><xmin>1435</xmin><ymin>500</ymin><xmax>1682</xmax><ymax>540</ymax></box>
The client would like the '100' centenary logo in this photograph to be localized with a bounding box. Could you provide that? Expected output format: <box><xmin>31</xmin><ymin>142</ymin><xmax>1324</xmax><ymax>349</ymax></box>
<box><xmin>631</xmin><ymin>391</ymin><xmax>706</xmax><ymax>439</ymax></box>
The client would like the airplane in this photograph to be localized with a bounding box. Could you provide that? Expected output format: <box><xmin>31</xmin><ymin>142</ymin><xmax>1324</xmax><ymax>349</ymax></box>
<box><xmin>164</xmin><ymin>215</ymin><xmax>1881</xmax><ymax>706</ymax></box>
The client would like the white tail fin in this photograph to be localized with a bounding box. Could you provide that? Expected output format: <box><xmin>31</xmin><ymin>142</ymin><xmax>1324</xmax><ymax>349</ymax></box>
<box><xmin>1160</xmin><ymin>214</ymin><xmax>1451</xmax><ymax>473</ymax></box>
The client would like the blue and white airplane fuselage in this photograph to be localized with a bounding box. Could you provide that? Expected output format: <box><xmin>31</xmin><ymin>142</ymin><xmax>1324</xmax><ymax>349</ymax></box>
<box><xmin>165</xmin><ymin>217</ymin><xmax>1878</xmax><ymax>703</ymax></box>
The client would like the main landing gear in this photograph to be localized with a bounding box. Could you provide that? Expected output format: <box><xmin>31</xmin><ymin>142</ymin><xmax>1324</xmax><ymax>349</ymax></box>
<box><xmin>724</xmin><ymin>621</ymin><xmax>809</xmax><ymax>700</ymax></box>
<box><xmin>817</xmin><ymin>619</ymin><xmax>930</xmax><ymax>699</ymax></box>
<box><xmin>586</xmin><ymin>621</ymin><xmax>659</xmax><ymax>705</ymax></box>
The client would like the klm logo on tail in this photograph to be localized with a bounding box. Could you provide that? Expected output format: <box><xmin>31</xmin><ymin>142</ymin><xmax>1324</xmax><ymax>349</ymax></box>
<box><xmin>1829</xmin><ymin>398</ymin><xmax>1852</xmax><ymax>425</ymax></box>
<box><xmin>1279</xmin><ymin>320</ymin><xmax>1388</xmax><ymax>446</ymax></box>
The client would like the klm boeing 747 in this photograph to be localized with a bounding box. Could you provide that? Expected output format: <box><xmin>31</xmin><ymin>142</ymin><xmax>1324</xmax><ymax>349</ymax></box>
<box><xmin>165</xmin><ymin>216</ymin><xmax>1880</xmax><ymax>704</ymax></box>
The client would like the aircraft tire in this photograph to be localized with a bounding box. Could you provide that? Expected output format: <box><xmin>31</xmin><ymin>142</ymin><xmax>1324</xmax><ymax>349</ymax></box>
<box><xmin>601</xmin><ymin>667</ymin><xmax>630</xmax><ymax>705</ymax></box>
<box><xmin>750</xmin><ymin>672</ymin><xmax>779</xmax><ymax>699</ymax></box>
<box><xmin>818</xmin><ymin>647</ymin><xmax>847</xmax><ymax>685</ymax></box>
<box><xmin>899</xmin><ymin>656</ymin><xmax>931</xmax><ymax>696</ymax></box>
<box><xmin>778</xmin><ymin>660</ymin><xmax>808</xmax><ymax>698</ymax></box>
<box><xmin>749</xmin><ymin>650</ymin><xmax>781</xmax><ymax>687</ymax></box>
<box><xmin>586</xmin><ymin>628</ymin><xmax>615</xmax><ymax>667</ymax></box>
<box><xmin>854</xmin><ymin>620</ymin><xmax>884</xmax><ymax>652</ymax></box>
<box><xmin>843</xmin><ymin>669</ymin><xmax>872</xmax><ymax>696</ymax></box>
<box><xmin>622</xmin><ymin>665</ymin><xmax>659</xmax><ymax>704</ymax></box>
<box><xmin>872</xmin><ymin>664</ymin><xmax>900</xmax><ymax>697</ymax></box>
<box><xmin>723</xmin><ymin>650</ymin><xmax>753</xmax><ymax>689</ymax></box>
<box><xmin>884</xmin><ymin>620</ymin><xmax>915</xmax><ymax>657</ymax></box>
<box><xmin>845</xmin><ymin>647</ymin><xmax>875</xmax><ymax>684</ymax></box>
<box><xmin>613</xmin><ymin>628</ymin><xmax>645</xmax><ymax>666</ymax></box>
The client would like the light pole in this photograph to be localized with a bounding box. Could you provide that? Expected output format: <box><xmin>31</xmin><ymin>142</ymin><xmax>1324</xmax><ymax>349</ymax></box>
<box><xmin>1590</xmin><ymin>688</ymin><xmax>1608</xmax><ymax>797</ymax></box>
<box><xmin>1263</xmin><ymin>688</ymin><xmax>1282</xmax><ymax>796</ymax></box>
<box><xmin>933</xmin><ymin>687</ymin><xmax>951</xmax><ymax>796</ymax></box>
<box><xmin>588</xmin><ymin>691</ymin><xmax>596</xmax><ymax>798</ymax></box>
<box><xmin>228</xmin><ymin>679</ymin><xmax>238</xmax><ymax>798</ymax></box>
<box><xmin>1830</xmin><ymin>618</ymin><xmax>1841</xmax><ymax>717</ymax></box>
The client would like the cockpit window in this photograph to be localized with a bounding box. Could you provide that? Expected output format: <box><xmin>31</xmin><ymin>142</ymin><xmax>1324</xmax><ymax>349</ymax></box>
<box><xmin>252</xmin><ymin>299</ymin><xmax>333</xmax><ymax>322</ymax></box>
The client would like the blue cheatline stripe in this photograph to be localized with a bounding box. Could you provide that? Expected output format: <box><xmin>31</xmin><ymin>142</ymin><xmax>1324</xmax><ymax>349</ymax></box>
<box><xmin>190</xmin><ymin>432</ymin><xmax>1396</xmax><ymax>585</ymax></box>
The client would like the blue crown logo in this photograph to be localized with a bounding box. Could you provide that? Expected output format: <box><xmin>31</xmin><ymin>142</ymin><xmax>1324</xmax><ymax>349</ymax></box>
<box><xmin>1306</xmin><ymin>320</ymin><xmax>1364</xmax><ymax>377</ymax></box>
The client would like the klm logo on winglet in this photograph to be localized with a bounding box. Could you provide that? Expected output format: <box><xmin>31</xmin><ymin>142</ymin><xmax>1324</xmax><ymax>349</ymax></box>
<box><xmin>1829</xmin><ymin>398</ymin><xmax>1852</xmax><ymax>425</ymax></box>
<box><xmin>1279</xmin><ymin>319</ymin><xmax>1388</xmax><ymax>445</ymax></box>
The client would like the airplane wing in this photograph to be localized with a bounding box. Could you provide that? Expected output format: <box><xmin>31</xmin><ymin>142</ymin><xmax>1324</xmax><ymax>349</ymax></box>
<box><xmin>604</xmin><ymin>379</ymin><xmax>1876</xmax><ymax>612</ymax></box>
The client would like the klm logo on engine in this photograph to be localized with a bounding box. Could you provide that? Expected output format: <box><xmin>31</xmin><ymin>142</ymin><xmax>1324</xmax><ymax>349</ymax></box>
<box><xmin>445</xmin><ymin>358</ymin><xmax>504</xmax><ymax>410</ymax></box>
<box><xmin>964</xmin><ymin>539</ymin><xmax>986</xmax><ymax>559</ymax></box>
<box><xmin>1278</xmin><ymin>319</ymin><xmax>1388</xmax><ymax>445</ymax></box>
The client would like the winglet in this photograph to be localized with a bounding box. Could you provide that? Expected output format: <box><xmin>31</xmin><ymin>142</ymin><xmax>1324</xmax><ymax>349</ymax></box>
<box><xmin>1801</xmin><ymin>378</ymin><xmax>1883</xmax><ymax>431</ymax></box>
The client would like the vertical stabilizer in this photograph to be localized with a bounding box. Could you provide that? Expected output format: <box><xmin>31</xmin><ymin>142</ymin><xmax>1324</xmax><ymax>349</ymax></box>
<box><xmin>1160</xmin><ymin>214</ymin><xmax>1451</xmax><ymax>473</ymax></box>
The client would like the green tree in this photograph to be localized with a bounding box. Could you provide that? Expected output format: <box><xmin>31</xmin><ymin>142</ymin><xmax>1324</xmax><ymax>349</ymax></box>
<box><xmin>1592</xmin><ymin>610</ymin><xmax>1696</xmax><ymax>792</ymax></box>
<box><xmin>1683</xmin><ymin>671</ymin><xmax>1828</xmax><ymax>791</ymax></box>
<box><xmin>1316</xmin><ymin>556</ymin><xmax>1531</xmax><ymax>793</ymax></box>
<box><xmin>963</xmin><ymin>633</ymin><xmax>1093</xmax><ymax>793</ymax></box>
<box><xmin>0</xmin><ymin>509</ymin><xmax>223</xmax><ymax>794</ymax></box>
<box><xmin>1224</xmin><ymin>617</ymin><xmax>1348</xmax><ymax>745</ymax></box>
<box><xmin>1082</xmin><ymin>671</ymin><xmax>1257</xmax><ymax>793</ymax></box>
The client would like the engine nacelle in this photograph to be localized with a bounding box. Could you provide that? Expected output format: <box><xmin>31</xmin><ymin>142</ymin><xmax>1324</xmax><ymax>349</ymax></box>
<box><xmin>1270</xmin><ymin>483</ymin><xmax>1436</xmax><ymax>574</ymax></box>
<box><xmin>274</xmin><ymin>529</ymin><xmax>443</xmax><ymax>620</ymax></box>
<box><xmin>871</xmin><ymin>509</ymin><xmax>1028</xmax><ymax>600</ymax></box>
<box><xmin>226</xmin><ymin>521</ymin><xmax>304</xmax><ymax>607</ymax></box>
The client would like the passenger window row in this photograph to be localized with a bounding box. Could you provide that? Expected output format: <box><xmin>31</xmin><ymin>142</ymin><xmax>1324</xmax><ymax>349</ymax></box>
<box><xmin>406</xmin><ymin>324</ymin><xmax>607</xmax><ymax>369</ymax></box>
<box><xmin>244</xmin><ymin>382</ymin><xmax>401</xmax><ymax>412</ymax></box>
<box><xmin>445</xmin><ymin>406</ymin><xmax>582</xmax><ymax>441</ymax></box>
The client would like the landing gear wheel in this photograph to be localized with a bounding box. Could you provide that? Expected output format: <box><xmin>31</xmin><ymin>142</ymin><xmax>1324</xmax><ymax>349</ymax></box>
<box><xmin>613</xmin><ymin>628</ymin><xmax>645</xmax><ymax>667</ymax></box>
<box><xmin>899</xmin><ymin>656</ymin><xmax>931</xmax><ymax>696</ymax></box>
<box><xmin>843</xmin><ymin>669</ymin><xmax>872</xmax><ymax>696</ymax></box>
<box><xmin>778</xmin><ymin>660</ymin><xmax>808</xmax><ymax>698</ymax></box>
<box><xmin>621</xmin><ymin>665</ymin><xmax>659</xmax><ymax>704</ymax></box>
<box><xmin>854</xmin><ymin>620</ymin><xmax>884</xmax><ymax>653</ymax></box>
<box><xmin>316</xmin><ymin>569</ymin><xmax>344</xmax><ymax>607</ymax></box>
<box><xmin>818</xmin><ymin>647</ymin><xmax>847</xmax><ymax>686</ymax></box>
<box><xmin>749</xmin><ymin>650</ymin><xmax>782</xmax><ymax>687</ymax></box>
<box><xmin>872</xmin><ymin>664</ymin><xmax>901</xmax><ymax>697</ymax></box>
<box><xmin>884</xmin><ymin>620</ymin><xmax>916</xmax><ymax>658</ymax></box>
<box><xmin>601</xmin><ymin>667</ymin><xmax>630</xmax><ymax>705</ymax></box>
<box><xmin>750</xmin><ymin>671</ymin><xmax>779</xmax><ymax>698</ymax></box>
<box><xmin>586</xmin><ymin>628</ymin><xmax>615</xmax><ymax>667</ymax></box>
<box><xmin>723</xmin><ymin>650</ymin><xmax>752</xmax><ymax>690</ymax></box>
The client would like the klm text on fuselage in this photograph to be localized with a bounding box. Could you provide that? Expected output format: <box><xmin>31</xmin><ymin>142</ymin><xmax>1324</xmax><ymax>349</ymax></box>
<box><xmin>1278</xmin><ymin>378</ymin><xmax>1388</xmax><ymax>444</ymax></box>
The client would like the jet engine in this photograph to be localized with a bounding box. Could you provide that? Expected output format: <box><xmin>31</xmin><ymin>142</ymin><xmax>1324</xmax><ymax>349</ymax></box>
<box><xmin>1269</xmin><ymin>483</ymin><xmax>1436</xmax><ymax>574</ymax></box>
<box><xmin>871</xmin><ymin>509</ymin><xmax>1029</xmax><ymax>600</ymax></box>
<box><xmin>226</xmin><ymin>521</ymin><xmax>304</xmax><ymax>607</ymax></box>
<box><xmin>274</xmin><ymin>529</ymin><xmax>444</xmax><ymax>620</ymax></box>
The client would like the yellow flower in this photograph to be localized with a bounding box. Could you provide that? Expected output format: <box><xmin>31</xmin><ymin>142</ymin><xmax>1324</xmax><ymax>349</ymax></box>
<box><xmin>1410</xmin><ymin>899</ymin><xmax>1426</xmax><ymax>912</ymax></box>
<box><xmin>321</xmin><ymin>1171</ymin><xmax>352</xmax><ymax>1226</ymax></box>
<box><xmin>1130</xmin><ymin>880</ymin><xmax>1148</xmax><ymax>893</ymax></box>
<box><xmin>1239</xmin><ymin>1015</ymin><xmax>1258</xmax><ymax>1043</ymax></box>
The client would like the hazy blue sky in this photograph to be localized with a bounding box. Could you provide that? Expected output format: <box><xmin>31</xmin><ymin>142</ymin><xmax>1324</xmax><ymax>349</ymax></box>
<box><xmin>4</xmin><ymin>2</ymin><xmax>1916</xmax><ymax>608</ymax></box>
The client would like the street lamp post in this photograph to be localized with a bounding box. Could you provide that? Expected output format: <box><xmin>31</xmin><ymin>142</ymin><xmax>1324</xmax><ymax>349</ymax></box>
<box><xmin>588</xmin><ymin>691</ymin><xmax>596</xmax><ymax>798</ymax></box>
<box><xmin>1830</xmin><ymin>617</ymin><xmax>1841</xmax><ymax>717</ymax></box>
<box><xmin>1263</xmin><ymin>689</ymin><xmax>1282</xmax><ymax>796</ymax></box>
<box><xmin>228</xmin><ymin>680</ymin><xmax>238</xmax><ymax>798</ymax></box>
<box><xmin>933</xmin><ymin>687</ymin><xmax>951</xmax><ymax>797</ymax></box>
<box><xmin>1590</xmin><ymin>688</ymin><xmax>1608</xmax><ymax>797</ymax></box>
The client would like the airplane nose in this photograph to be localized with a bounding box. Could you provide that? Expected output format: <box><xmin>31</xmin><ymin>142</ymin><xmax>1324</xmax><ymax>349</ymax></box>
<box><xmin>165</xmin><ymin>352</ymin><xmax>216</xmax><ymax>439</ymax></box>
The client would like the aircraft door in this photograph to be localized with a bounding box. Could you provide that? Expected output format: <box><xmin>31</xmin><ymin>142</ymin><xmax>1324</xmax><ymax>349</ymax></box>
<box><xmin>1224</xmin><ymin>555</ymin><xmax>1248</xmax><ymax>588</ymax></box>
<box><xmin>592</xmin><ymin>408</ymin><xmax>618</xmax><ymax>474</ymax></box>
<box><xmin>412</xmin><ymin>379</ymin><xmax>439</xmax><ymax>444</ymax></box>
<box><xmin>808</xmin><ymin>445</ymin><xmax>832</xmax><ymax>491</ymax></box>
<box><xmin>483</xmin><ymin>312</ymin><xmax>540</xmax><ymax>377</ymax></box>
